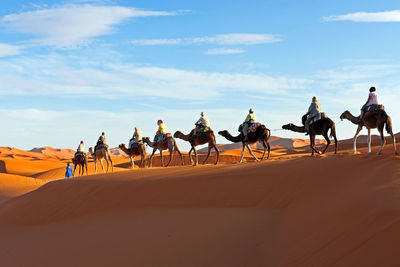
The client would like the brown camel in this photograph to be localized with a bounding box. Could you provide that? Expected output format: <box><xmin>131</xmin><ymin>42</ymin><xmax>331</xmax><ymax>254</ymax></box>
<box><xmin>72</xmin><ymin>153</ymin><xmax>88</xmax><ymax>176</ymax></box>
<box><xmin>282</xmin><ymin>115</ymin><xmax>337</xmax><ymax>156</ymax></box>
<box><xmin>88</xmin><ymin>146</ymin><xmax>114</xmax><ymax>174</ymax></box>
<box><xmin>174</xmin><ymin>129</ymin><xmax>220</xmax><ymax>166</ymax></box>
<box><xmin>218</xmin><ymin>124</ymin><xmax>271</xmax><ymax>163</ymax></box>
<box><xmin>340</xmin><ymin>110</ymin><xmax>397</xmax><ymax>155</ymax></box>
<box><xmin>118</xmin><ymin>143</ymin><xmax>146</xmax><ymax>168</ymax></box>
<box><xmin>142</xmin><ymin>136</ymin><xmax>184</xmax><ymax>167</ymax></box>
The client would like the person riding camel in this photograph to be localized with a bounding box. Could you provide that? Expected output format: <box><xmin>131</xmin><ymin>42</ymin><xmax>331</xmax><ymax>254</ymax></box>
<box><xmin>305</xmin><ymin>96</ymin><xmax>322</xmax><ymax>135</ymax></box>
<box><xmin>128</xmin><ymin>127</ymin><xmax>142</xmax><ymax>149</ymax></box>
<box><xmin>359</xmin><ymin>86</ymin><xmax>379</xmax><ymax>123</ymax></box>
<box><xmin>75</xmin><ymin>140</ymin><xmax>86</xmax><ymax>157</ymax></box>
<box><xmin>193</xmin><ymin>112</ymin><xmax>210</xmax><ymax>138</ymax></box>
<box><xmin>243</xmin><ymin>109</ymin><xmax>256</xmax><ymax>142</ymax></box>
<box><xmin>154</xmin><ymin>120</ymin><xmax>167</xmax><ymax>143</ymax></box>
<box><xmin>95</xmin><ymin>132</ymin><xmax>108</xmax><ymax>151</ymax></box>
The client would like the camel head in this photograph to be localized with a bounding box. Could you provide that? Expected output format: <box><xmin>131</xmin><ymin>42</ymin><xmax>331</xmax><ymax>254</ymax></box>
<box><xmin>119</xmin><ymin>144</ymin><xmax>127</xmax><ymax>150</ymax></box>
<box><xmin>218</xmin><ymin>130</ymin><xmax>229</xmax><ymax>137</ymax></box>
<box><xmin>340</xmin><ymin>110</ymin><xmax>350</xmax><ymax>121</ymax></box>
<box><xmin>282</xmin><ymin>123</ymin><xmax>293</xmax><ymax>130</ymax></box>
<box><xmin>89</xmin><ymin>147</ymin><xmax>94</xmax><ymax>154</ymax></box>
<box><xmin>71</xmin><ymin>158</ymin><xmax>76</xmax><ymax>166</ymax></box>
<box><xmin>173</xmin><ymin>131</ymin><xmax>182</xmax><ymax>138</ymax></box>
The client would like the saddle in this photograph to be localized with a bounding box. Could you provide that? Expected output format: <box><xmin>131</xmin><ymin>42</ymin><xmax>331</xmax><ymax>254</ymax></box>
<box><xmin>309</xmin><ymin>112</ymin><xmax>328</xmax><ymax>125</ymax></box>
<box><xmin>95</xmin><ymin>143</ymin><xmax>108</xmax><ymax>152</ymax></box>
<box><xmin>238</xmin><ymin>122</ymin><xmax>261</xmax><ymax>133</ymax></box>
<box><xmin>366</xmin><ymin>104</ymin><xmax>385</xmax><ymax>112</ymax></box>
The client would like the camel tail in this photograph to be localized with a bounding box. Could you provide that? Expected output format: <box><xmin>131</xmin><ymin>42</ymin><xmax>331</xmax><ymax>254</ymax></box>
<box><xmin>386</xmin><ymin>115</ymin><xmax>393</xmax><ymax>134</ymax></box>
<box><xmin>265</xmin><ymin>128</ymin><xmax>271</xmax><ymax>140</ymax></box>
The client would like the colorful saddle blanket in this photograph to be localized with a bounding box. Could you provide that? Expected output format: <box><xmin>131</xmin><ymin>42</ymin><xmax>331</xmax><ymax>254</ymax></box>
<box><xmin>248</xmin><ymin>122</ymin><xmax>261</xmax><ymax>133</ymax></box>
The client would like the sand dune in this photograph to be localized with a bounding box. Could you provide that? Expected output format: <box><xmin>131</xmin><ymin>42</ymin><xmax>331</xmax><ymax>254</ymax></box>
<box><xmin>0</xmin><ymin>141</ymin><xmax>400</xmax><ymax>266</ymax></box>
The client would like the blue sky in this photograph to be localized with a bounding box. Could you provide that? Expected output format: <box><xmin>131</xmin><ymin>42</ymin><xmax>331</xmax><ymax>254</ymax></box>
<box><xmin>1</xmin><ymin>0</ymin><xmax>400</xmax><ymax>151</ymax></box>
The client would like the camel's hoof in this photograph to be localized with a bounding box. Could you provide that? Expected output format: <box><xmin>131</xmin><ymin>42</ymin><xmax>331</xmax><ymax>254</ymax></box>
<box><xmin>376</xmin><ymin>152</ymin><xmax>381</xmax><ymax>156</ymax></box>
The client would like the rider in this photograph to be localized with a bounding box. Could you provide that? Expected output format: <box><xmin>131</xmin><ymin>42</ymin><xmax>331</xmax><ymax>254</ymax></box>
<box><xmin>75</xmin><ymin>140</ymin><xmax>86</xmax><ymax>156</ymax></box>
<box><xmin>360</xmin><ymin>86</ymin><xmax>379</xmax><ymax>123</ymax></box>
<box><xmin>128</xmin><ymin>127</ymin><xmax>142</xmax><ymax>149</ymax></box>
<box><xmin>193</xmin><ymin>112</ymin><xmax>210</xmax><ymax>137</ymax></box>
<box><xmin>243</xmin><ymin>108</ymin><xmax>256</xmax><ymax>142</ymax></box>
<box><xmin>154</xmin><ymin>120</ymin><xmax>167</xmax><ymax>143</ymax></box>
<box><xmin>305</xmin><ymin>96</ymin><xmax>321</xmax><ymax>135</ymax></box>
<box><xmin>96</xmin><ymin>132</ymin><xmax>107</xmax><ymax>151</ymax></box>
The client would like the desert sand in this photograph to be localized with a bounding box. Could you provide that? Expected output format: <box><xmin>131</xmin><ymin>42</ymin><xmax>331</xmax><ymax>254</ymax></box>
<box><xmin>0</xmin><ymin>134</ymin><xmax>400</xmax><ymax>266</ymax></box>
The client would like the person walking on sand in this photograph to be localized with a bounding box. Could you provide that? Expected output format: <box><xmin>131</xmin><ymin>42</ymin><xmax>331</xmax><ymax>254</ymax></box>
<box><xmin>65</xmin><ymin>163</ymin><xmax>73</xmax><ymax>178</ymax></box>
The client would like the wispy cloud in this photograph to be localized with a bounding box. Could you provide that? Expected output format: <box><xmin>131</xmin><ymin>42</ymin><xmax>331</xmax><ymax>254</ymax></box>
<box><xmin>131</xmin><ymin>33</ymin><xmax>282</xmax><ymax>46</ymax></box>
<box><xmin>0</xmin><ymin>43</ymin><xmax>21</xmax><ymax>57</ymax></box>
<box><xmin>204</xmin><ymin>48</ymin><xmax>245</xmax><ymax>55</ymax></box>
<box><xmin>0</xmin><ymin>53</ymin><xmax>311</xmax><ymax>100</ymax></box>
<box><xmin>1</xmin><ymin>4</ymin><xmax>179</xmax><ymax>48</ymax></box>
<box><xmin>323</xmin><ymin>10</ymin><xmax>400</xmax><ymax>22</ymax></box>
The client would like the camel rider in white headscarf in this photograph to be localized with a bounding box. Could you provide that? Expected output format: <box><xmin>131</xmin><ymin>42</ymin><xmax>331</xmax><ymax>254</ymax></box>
<box><xmin>305</xmin><ymin>96</ymin><xmax>321</xmax><ymax>135</ymax></box>
<box><xmin>193</xmin><ymin>112</ymin><xmax>211</xmax><ymax>137</ymax></box>
<box><xmin>129</xmin><ymin>127</ymin><xmax>142</xmax><ymax>149</ymax></box>
<box><xmin>243</xmin><ymin>109</ymin><xmax>256</xmax><ymax>142</ymax></box>
<box><xmin>75</xmin><ymin>140</ymin><xmax>86</xmax><ymax>157</ymax></box>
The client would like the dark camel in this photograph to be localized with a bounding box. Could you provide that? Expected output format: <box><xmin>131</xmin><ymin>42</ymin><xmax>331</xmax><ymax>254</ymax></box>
<box><xmin>173</xmin><ymin>129</ymin><xmax>220</xmax><ymax>166</ymax></box>
<box><xmin>119</xmin><ymin>143</ymin><xmax>146</xmax><ymax>168</ymax></box>
<box><xmin>340</xmin><ymin>110</ymin><xmax>397</xmax><ymax>155</ymax></box>
<box><xmin>88</xmin><ymin>146</ymin><xmax>114</xmax><ymax>174</ymax></box>
<box><xmin>282</xmin><ymin>115</ymin><xmax>337</xmax><ymax>155</ymax></box>
<box><xmin>72</xmin><ymin>153</ymin><xmax>88</xmax><ymax>176</ymax></box>
<box><xmin>142</xmin><ymin>136</ymin><xmax>184</xmax><ymax>167</ymax></box>
<box><xmin>218</xmin><ymin>124</ymin><xmax>271</xmax><ymax>163</ymax></box>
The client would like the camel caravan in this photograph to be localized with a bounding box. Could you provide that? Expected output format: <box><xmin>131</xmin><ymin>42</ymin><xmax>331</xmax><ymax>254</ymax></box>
<box><xmin>70</xmin><ymin>86</ymin><xmax>397</xmax><ymax>176</ymax></box>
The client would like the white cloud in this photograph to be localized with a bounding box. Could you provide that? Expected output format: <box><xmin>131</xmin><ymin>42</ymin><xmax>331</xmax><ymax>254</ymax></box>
<box><xmin>0</xmin><ymin>43</ymin><xmax>21</xmax><ymax>57</ymax></box>
<box><xmin>0</xmin><ymin>54</ymin><xmax>311</xmax><ymax>99</ymax></box>
<box><xmin>131</xmin><ymin>33</ymin><xmax>282</xmax><ymax>46</ymax></box>
<box><xmin>204</xmin><ymin>48</ymin><xmax>245</xmax><ymax>55</ymax></box>
<box><xmin>323</xmin><ymin>10</ymin><xmax>400</xmax><ymax>22</ymax></box>
<box><xmin>1</xmin><ymin>4</ymin><xmax>178</xmax><ymax>48</ymax></box>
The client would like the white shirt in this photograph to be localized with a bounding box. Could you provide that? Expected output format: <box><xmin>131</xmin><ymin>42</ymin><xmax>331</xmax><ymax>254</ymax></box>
<box><xmin>367</xmin><ymin>92</ymin><xmax>379</xmax><ymax>106</ymax></box>
<box><xmin>77</xmin><ymin>143</ymin><xmax>85</xmax><ymax>152</ymax></box>
<box><xmin>196</xmin><ymin>115</ymin><xmax>210</xmax><ymax>127</ymax></box>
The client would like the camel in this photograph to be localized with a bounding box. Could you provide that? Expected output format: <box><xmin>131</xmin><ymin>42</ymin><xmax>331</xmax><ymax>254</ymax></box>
<box><xmin>72</xmin><ymin>153</ymin><xmax>88</xmax><ymax>176</ymax></box>
<box><xmin>340</xmin><ymin>110</ymin><xmax>397</xmax><ymax>155</ymax></box>
<box><xmin>142</xmin><ymin>136</ymin><xmax>184</xmax><ymax>167</ymax></box>
<box><xmin>88</xmin><ymin>146</ymin><xmax>114</xmax><ymax>174</ymax></box>
<box><xmin>118</xmin><ymin>143</ymin><xmax>146</xmax><ymax>168</ymax></box>
<box><xmin>282</xmin><ymin>115</ymin><xmax>337</xmax><ymax>155</ymax></box>
<box><xmin>218</xmin><ymin>124</ymin><xmax>271</xmax><ymax>163</ymax></box>
<box><xmin>174</xmin><ymin>129</ymin><xmax>219</xmax><ymax>166</ymax></box>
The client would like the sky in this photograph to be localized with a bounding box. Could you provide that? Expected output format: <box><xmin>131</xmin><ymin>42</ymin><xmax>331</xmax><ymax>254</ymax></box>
<box><xmin>1</xmin><ymin>0</ymin><xmax>400</xmax><ymax>151</ymax></box>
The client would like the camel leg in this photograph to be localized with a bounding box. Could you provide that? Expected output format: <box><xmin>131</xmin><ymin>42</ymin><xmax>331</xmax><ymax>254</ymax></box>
<box><xmin>377</xmin><ymin>127</ymin><xmax>385</xmax><ymax>155</ymax></box>
<box><xmin>149</xmin><ymin>149</ymin><xmax>156</xmax><ymax>168</ymax></box>
<box><xmin>188</xmin><ymin>148</ymin><xmax>193</xmax><ymax>165</ymax></box>
<box><xmin>166</xmin><ymin>148</ymin><xmax>174</xmax><ymax>167</ymax></box>
<box><xmin>100</xmin><ymin>159</ymin><xmax>105</xmax><ymax>173</ymax></box>
<box><xmin>391</xmin><ymin>132</ymin><xmax>398</xmax><ymax>155</ymax></box>
<box><xmin>192</xmin><ymin>147</ymin><xmax>198</xmax><ymax>166</ymax></box>
<box><xmin>310</xmin><ymin>134</ymin><xmax>314</xmax><ymax>156</ymax></box>
<box><xmin>202</xmin><ymin>145</ymin><xmax>211</xmax><ymax>165</ymax></box>
<box><xmin>174</xmin><ymin>142</ymin><xmax>184</xmax><ymax>166</ymax></box>
<box><xmin>367</xmin><ymin>128</ymin><xmax>372</xmax><ymax>154</ymax></box>
<box><xmin>261</xmin><ymin>140</ymin><xmax>267</xmax><ymax>160</ymax></box>
<box><xmin>246</xmin><ymin>144</ymin><xmax>259</xmax><ymax>161</ymax></box>
<box><xmin>160</xmin><ymin>150</ymin><xmax>165</xmax><ymax>167</ymax></box>
<box><xmin>73</xmin><ymin>164</ymin><xmax>77</xmax><ymax>177</ymax></box>
<box><xmin>267</xmin><ymin>142</ymin><xmax>271</xmax><ymax>159</ymax></box>
<box><xmin>130</xmin><ymin>156</ymin><xmax>135</xmax><ymax>168</ymax></box>
<box><xmin>94</xmin><ymin>158</ymin><xmax>97</xmax><ymax>174</ymax></box>
<box><xmin>353</xmin><ymin>126</ymin><xmax>362</xmax><ymax>154</ymax></box>
<box><xmin>107</xmin><ymin>151</ymin><xmax>113</xmax><ymax>172</ymax></box>
<box><xmin>321</xmin><ymin>133</ymin><xmax>331</xmax><ymax>154</ymax></box>
<box><xmin>214</xmin><ymin>145</ymin><xmax>219</xmax><ymax>165</ymax></box>
<box><xmin>239</xmin><ymin>145</ymin><xmax>246</xmax><ymax>163</ymax></box>
<box><xmin>85</xmin><ymin>159</ymin><xmax>88</xmax><ymax>175</ymax></box>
